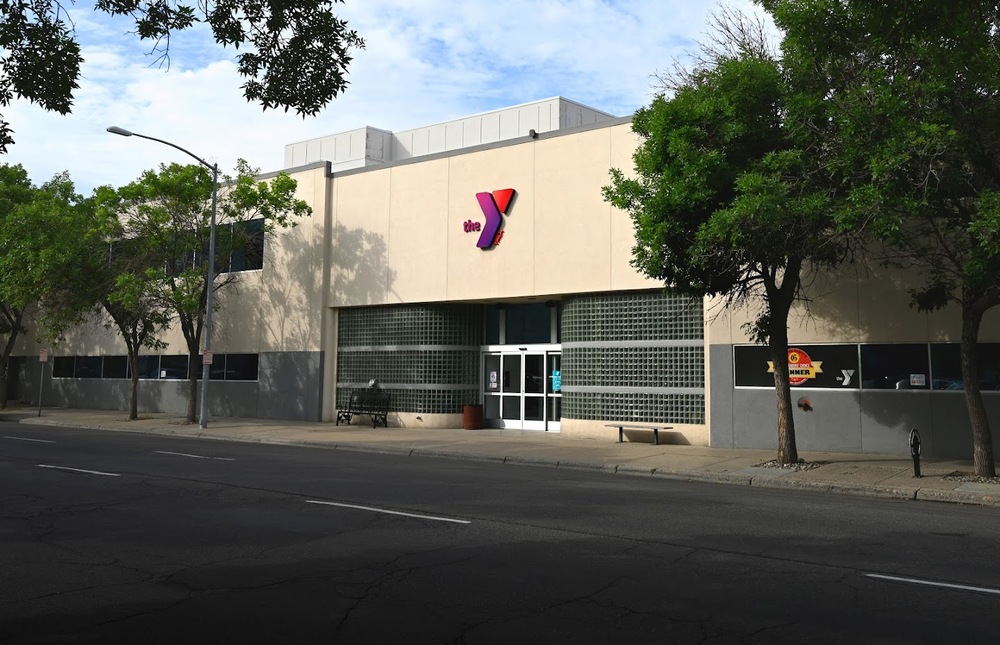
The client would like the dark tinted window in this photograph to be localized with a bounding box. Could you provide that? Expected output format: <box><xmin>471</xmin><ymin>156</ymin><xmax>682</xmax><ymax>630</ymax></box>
<box><xmin>135</xmin><ymin>355</ymin><xmax>160</xmax><ymax>379</ymax></box>
<box><xmin>861</xmin><ymin>344</ymin><xmax>930</xmax><ymax>390</ymax></box>
<box><xmin>931</xmin><ymin>343</ymin><xmax>1000</xmax><ymax>391</ymax></box>
<box><xmin>75</xmin><ymin>356</ymin><xmax>102</xmax><ymax>378</ymax></box>
<box><xmin>53</xmin><ymin>356</ymin><xmax>74</xmax><ymax>378</ymax></box>
<box><xmin>159</xmin><ymin>355</ymin><xmax>189</xmax><ymax>380</ymax></box>
<box><xmin>229</xmin><ymin>218</ymin><xmax>264</xmax><ymax>272</ymax></box>
<box><xmin>224</xmin><ymin>353</ymin><xmax>259</xmax><ymax>381</ymax></box>
<box><xmin>485</xmin><ymin>306</ymin><xmax>501</xmax><ymax>345</ymax></box>
<box><xmin>505</xmin><ymin>303</ymin><xmax>551</xmax><ymax>345</ymax></box>
<box><xmin>103</xmin><ymin>356</ymin><xmax>128</xmax><ymax>379</ymax></box>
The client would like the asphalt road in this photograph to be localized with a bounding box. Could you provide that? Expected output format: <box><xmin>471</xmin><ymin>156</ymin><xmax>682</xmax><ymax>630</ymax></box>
<box><xmin>3</xmin><ymin>421</ymin><xmax>1000</xmax><ymax>644</ymax></box>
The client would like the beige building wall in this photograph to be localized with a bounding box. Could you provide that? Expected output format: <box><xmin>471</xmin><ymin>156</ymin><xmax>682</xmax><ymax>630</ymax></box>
<box><xmin>329</xmin><ymin>121</ymin><xmax>659</xmax><ymax>307</ymax></box>
<box><xmin>706</xmin><ymin>261</ymin><xmax>1000</xmax><ymax>346</ymax></box>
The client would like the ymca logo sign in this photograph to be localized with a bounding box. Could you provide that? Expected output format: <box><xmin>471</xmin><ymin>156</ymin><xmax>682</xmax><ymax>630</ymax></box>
<box><xmin>464</xmin><ymin>188</ymin><xmax>515</xmax><ymax>249</ymax></box>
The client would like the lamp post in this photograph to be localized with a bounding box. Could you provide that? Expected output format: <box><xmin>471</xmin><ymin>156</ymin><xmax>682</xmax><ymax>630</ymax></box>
<box><xmin>107</xmin><ymin>126</ymin><xmax>218</xmax><ymax>429</ymax></box>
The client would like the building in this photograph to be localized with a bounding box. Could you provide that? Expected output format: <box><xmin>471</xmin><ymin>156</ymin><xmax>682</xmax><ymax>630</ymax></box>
<box><xmin>10</xmin><ymin>98</ymin><xmax>1000</xmax><ymax>458</ymax></box>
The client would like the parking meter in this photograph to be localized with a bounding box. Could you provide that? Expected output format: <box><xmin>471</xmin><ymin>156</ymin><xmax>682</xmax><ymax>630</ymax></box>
<box><xmin>909</xmin><ymin>428</ymin><xmax>921</xmax><ymax>478</ymax></box>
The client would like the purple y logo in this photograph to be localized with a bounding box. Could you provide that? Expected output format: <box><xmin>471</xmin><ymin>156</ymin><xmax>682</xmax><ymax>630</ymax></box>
<box><xmin>471</xmin><ymin>188</ymin><xmax>515</xmax><ymax>249</ymax></box>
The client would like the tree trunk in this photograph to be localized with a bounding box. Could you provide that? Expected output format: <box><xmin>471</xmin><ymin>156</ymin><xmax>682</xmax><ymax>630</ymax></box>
<box><xmin>128</xmin><ymin>351</ymin><xmax>139</xmax><ymax>421</ymax></box>
<box><xmin>961</xmin><ymin>304</ymin><xmax>995</xmax><ymax>477</ymax></box>
<box><xmin>765</xmin><ymin>261</ymin><xmax>801</xmax><ymax>465</ymax></box>
<box><xmin>0</xmin><ymin>354</ymin><xmax>8</xmax><ymax>410</ymax></box>
<box><xmin>769</xmin><ymin>323</ymin><xmax>799</xmax><ymax>464</ymax></box>
<box><xmin>0</xmin><ymin>308</ymin><xmax>23</xmax><ymax>410</ymax></box>
<box><xmin>186</xmin><ymin>350</ymin><xmax>199</xmax><ymax>424</ymax></box>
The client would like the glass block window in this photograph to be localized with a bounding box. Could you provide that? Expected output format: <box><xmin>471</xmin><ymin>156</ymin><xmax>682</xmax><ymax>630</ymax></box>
<box><xmin>561</xmin><ymin>392</ymin><xmax>706</xmax><ymax>425</ymax></box>
<box><xmin>337</xmin><ymin>304</ymin><xmax>484</xmax><ymax>414</ymax></box>
<box><xmin>561</xmin><ymin>290</ymin><xmax>704</xmax><ymax>342</ymax></box>
<box><xmin>563</xmin><ymin>346</ymin><xmax>704</xmax><ymax>389</ymax></box>
<box><xmin>339</xmin><ymin>304</ymin><xmax>484</xmax><ymax>347</ymax></box>
<box><xmin>560</xmin><ymin>291</ymin><xmax>705</xmax><ymax>424</ymax></box>
<box><xmin>335</xmin><ymin>387</ymin><xmax>478</xmax><ymax>415</ymax></box>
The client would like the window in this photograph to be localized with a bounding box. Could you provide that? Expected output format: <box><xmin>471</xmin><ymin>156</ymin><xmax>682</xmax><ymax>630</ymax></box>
<box><xmin>505</xmin><ymin>303</ymin><xmax>553</xmax><ymax>345</ymax></box>
<box><xmin>734</xmin><ymin>344</ymin><xmax>860</xmax><ymax>389</ymax></box>
<box><xmin>485</xmin><ymin>306</ymin><xmax>501</xmax><ymax>344</ymax></box>
<box><xmin>136</xmin><ymin>356</ymin><xmax>160</xmax><ymax>380</ymax></box>
<box><xmin>75</xmin><ymin>356</ymin><xmax>102</xmax><ymax>378</ymax></box>
<box><xmin>221</xmin><ymin>218</ymin><xmax>265</xmax><ymax>273</ymax></box>
<box><xmin>158</xmin><ymin>355</ymin><xmax>189</xmax><ymax>380</ymax></box>
<box><xmin>48</xmin><ymin>353</ymin><xmax>259</xmax><ymax>381</ymax></box>
<box><xmin>931</xmin><ymin>343</ymin><xmax>1000</xmax><ymax>391</ymax></box>
<box><xmin>53</xmin><ymin>357</ymin><xmax>74</xmax><ymax>378</ymax></box>
<box><xmin>860</xmin><ymin>344</ymin><xmax>930</xmax><ymax>389</ymax></box>
<box><xmin>237</xmin><ymin>218</ymin><xmax>265</xmax><ymax>271</ymax></box>
<box><xmin>223</xmin><ymin>353</ymin><xmax>259</xmax><ymax>381</ymax></box>
<box><xmin>103</xmin><ymin>356</ymin><xmax>128</xmax><ymax>379</ymax></box>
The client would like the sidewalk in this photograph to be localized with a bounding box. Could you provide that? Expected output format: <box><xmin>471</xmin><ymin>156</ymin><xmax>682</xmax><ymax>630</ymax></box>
<box><xmin>8</xmin><ymin>407</ymin><xmax>1000</xmax><ymax>508</ymax></box>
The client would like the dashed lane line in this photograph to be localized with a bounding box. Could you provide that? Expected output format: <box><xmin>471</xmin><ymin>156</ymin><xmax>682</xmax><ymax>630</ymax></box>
<box><xmin>305</xmin><ymin>500</ymin><xmax>471</xmax><ymax>524</ymax></box>
<box><xmin>37</xmin><ymin>464</ymin><xmax>121</xmax><ymax>477</ymax></box>
<box><xmin>155</xmin><ymin>450</ymin><xmax>235</xmax><ymax>461</ymax></box>
<box><xmin>5</xmin><ymin>436</ymin><xmax>56</xmax><ymax>443</ymax></box>
<box><xmin>867</xmin><ymin>573</ymin><xmax>1000</xmax><ymax>596</ymax></box>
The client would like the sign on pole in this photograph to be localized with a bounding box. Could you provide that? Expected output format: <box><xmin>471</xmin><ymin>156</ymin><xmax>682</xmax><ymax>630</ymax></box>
<box><xmin>39</xmin><ymin>348</ymin><xmax>48</xmax><ymax>363</ymax></box>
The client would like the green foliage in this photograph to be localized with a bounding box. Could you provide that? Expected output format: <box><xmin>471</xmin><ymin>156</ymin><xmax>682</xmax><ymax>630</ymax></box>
<box><xmin>101</xmin><ymin>159</ymin><xmax>309</xmax><ymax>344</ymax></box>
<box><xmin>0</xmin><ymin>0</ymin><xmax>82</xmax><ymax>150</ymax></box>
<box><xmin>0</xmin><ymin>168</ymin><xmax>101</xmax><ymax>341</ymax></box>
<box><xmin>765</xmin><ymin>0</ymin><xmax>1000</xmax><ymax>475</ymax></box>
<box><xmin>0</xmin><ymin>0</ymin><xmax>364</xmax><ymax>152</ymax></box>
<box><xmin>604</xmin><ymin>55</ymin><xmax>842</xmax><ymax>334</ymax></box>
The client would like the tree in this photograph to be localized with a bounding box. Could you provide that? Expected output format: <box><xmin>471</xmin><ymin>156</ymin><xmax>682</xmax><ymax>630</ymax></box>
<box><xmin>0</xmin><ymin>0</ymin><xmax>364</xmax><ymax>153</ymax></box>
<box><xmin>0</xmin><ymin>165</ymin><xmax>100</xmax><ymax>407</ymax></box>
<box><xmin>604</xmin><ymin>49</ymin><xmax>846</xmax><ymax>464</ymax></box>
<box><xmin>100</xmin><ymin>160</ymin><xmax>310</xmax><ymax>422</ymax></box>
<box><xmin>86</xmin><ymin>190</ymin><xmax>172</xmax><ymax>420</ymax></box>
<box><xmin>766</xmin><ymin>0</ymin><xmax>1000</xmax><ymax>477</ymax></box>
<box><xmin>0</xmin><ymin>164</ymin><xmax>35</xmax><ymax>405</ymax></box>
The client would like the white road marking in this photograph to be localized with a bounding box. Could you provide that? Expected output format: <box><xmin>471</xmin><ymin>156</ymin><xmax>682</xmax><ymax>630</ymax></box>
<box><xmin>305</xmin><ymin>500</ymin><xmax>471</xmax><ymax>525</ymax></box>
<box><xmin>4</xmin><ymin>436</ymin><xmax>56</xmax><ymax>443</ymax></box>
<box><xmin>155</xmin><ymin>450</ymin><xmax>234</xmax><ymax>461</ymax></box>
<box><xmin>867</xmin><ymin>573</ymin><xmax>1000</xmax><ymax>596</ymax></box>
<box><xmin>37</xmin><ymin>465</ymin><xmax>120</xmax><ymax>477</ymax></box>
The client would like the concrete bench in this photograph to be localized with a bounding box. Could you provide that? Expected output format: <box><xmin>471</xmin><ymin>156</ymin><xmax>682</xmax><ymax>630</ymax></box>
<box><xmin>605</xmin><ymin>424</ymin><xmax>671</xmax><ymax>445</ymax></box>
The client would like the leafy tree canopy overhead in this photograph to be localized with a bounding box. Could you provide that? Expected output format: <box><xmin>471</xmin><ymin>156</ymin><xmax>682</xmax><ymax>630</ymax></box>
<box><xmin>0</xmin><ymin>0</ymin><xmax>365</xmax><ymax>152</ymax></box>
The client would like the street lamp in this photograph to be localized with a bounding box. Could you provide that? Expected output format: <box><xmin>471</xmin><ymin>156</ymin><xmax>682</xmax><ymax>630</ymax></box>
<box><xmin>107</xmin><ymin>126</ymin><xmax>218</xmax><ymax>429</ymax></box>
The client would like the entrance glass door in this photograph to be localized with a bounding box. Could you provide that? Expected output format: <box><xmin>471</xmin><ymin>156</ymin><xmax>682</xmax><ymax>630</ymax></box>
<box><xmin>483</xmin><ymin>349</ymin><xmax>561</xmax><ymax>431</ymax></box>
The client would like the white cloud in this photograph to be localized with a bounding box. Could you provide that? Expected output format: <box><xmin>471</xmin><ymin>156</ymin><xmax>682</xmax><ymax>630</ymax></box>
<box><xmin>2</xmin><ymin>0</ymin><xmax>770</xmax><ymax>194</ymax></box>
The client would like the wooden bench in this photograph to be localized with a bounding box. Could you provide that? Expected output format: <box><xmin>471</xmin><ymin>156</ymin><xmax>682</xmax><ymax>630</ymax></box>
<box><xmin>605</xmin><ymin>424</ymin><xmax>671</xmax><ymax>445</ymax></box>
<box><xmin>336</xmin><ymin>388</ymin><xmax>391</xmax><ymax>428</ymax></box>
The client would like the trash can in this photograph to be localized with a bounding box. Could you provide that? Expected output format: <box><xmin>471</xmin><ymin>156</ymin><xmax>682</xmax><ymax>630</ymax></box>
<box><xmin>463</xmin><ymin>404</ymin><xmax>483</xmax><ymax>430</ymax></box>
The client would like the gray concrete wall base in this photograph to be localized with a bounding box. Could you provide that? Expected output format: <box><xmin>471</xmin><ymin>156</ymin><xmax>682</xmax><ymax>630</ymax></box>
<box><xmin>19</xmin><ymin>351</ymin><xmax>323</xmax><ymax>423</ymax></box>
<box><xmin>710</xmin><ymin>344</ymin><xmax>1000</xmax><ymax>459</ymax></box>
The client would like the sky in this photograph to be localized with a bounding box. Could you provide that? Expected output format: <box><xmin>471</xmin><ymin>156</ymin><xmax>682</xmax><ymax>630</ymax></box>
<box><xmin>3</xmin><ymin>0</ymin><xmax>769</xmax><ymax>195</ymax></box>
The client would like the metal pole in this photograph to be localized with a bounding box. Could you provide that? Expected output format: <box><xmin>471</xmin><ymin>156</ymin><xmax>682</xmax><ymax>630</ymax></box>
<box><xmin>37</xmin><ymin>362</ymin><xmax>43</xmax><ymax>417</ymax></box>
<box><xmin>199</xmin><ymin>164</ymin><xmax>218</xmax><ymax>429</ymax></box>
